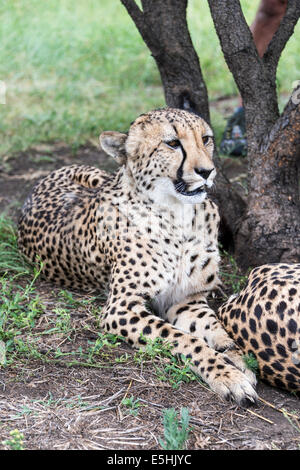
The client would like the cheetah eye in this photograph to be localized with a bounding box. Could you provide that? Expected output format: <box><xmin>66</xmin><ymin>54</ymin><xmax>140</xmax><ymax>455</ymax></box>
<box><xmin>165</xmin><ymin>139</ymin><xmax>180</xmax><ymax>149</ymax></box>
<box><xmin>202</xmin><ymin>135</ymin><xmax>212</xmax><ymax>146</ymax></box>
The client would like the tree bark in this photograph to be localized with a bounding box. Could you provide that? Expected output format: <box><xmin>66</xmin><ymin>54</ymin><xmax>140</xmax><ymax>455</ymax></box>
<box><xmin>208</xmin><ymin>0</ymin><xmax>300</xmax><ymax>269</ymax></box>
<box><xmin>235</xmin><ymin>88</ymin><xmax>300</xmax><ymax>268</ymax></box>
<box><xmin>121</xmin><ymin>0</ymin><xmax>210</xmax><ymax>123</ymax></box>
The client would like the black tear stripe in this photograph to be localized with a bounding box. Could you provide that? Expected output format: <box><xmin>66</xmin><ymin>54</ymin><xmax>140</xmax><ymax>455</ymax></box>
<box><xmin>174</xmin><ymin>141</ymin><xmax>205</xmax><ymax>197</ymax></box>
<box><xmin>176</xmin><ymin>142</ymin><xmax>187</xmax><ymax>182</ymax></box>
<box><xmin>170</xmin><ymin>122</ymin><xmax>187</xmax><ymax>186</ymax></box>
<box><xmin>149</xmin><ymin>147</ymin><xmax>158</xmax><ymax>158</ymax></box>
<box><xmin>168</xmin><ymin>124</ymin><xmax>205</xmax><ymax>197</ymax></box>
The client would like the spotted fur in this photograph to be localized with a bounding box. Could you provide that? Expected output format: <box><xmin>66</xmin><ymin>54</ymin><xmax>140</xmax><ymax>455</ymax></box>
<box><xmin>219</xmin><ymin>263</ymin><xmax>300</xmax><ymax>394</ymax></box>
<box><xmin>18</xmin><ymin>108</ymin><xmax>257</xmax><ymax>405</ymax></box>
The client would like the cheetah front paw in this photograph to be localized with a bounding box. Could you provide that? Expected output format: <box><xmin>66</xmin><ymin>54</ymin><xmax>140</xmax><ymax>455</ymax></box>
<box><xmin>192</xmin><ymin>353</ymin><xmax>258</xmax><ymax>406</ymax></box>
<box><xmin>210</xmin><ymin>366</ymin><xmax>258</xmax><ymax>406</ymax></box>
<box><xmin>213</xmin><ymin>338</ymin><xmax>257</xmax><ymax>389</ymax></box>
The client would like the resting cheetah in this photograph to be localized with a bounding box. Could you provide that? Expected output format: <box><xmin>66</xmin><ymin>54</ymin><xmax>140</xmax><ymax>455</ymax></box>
<box><xmin>18</xmin><ymin>108</ymin><xmax>257</xmax><ymax>405</ymax></box>
<box><xmin>219</xmin><ymin>263</ymin><xmax>300</xmax><ymax>395</ymax></box>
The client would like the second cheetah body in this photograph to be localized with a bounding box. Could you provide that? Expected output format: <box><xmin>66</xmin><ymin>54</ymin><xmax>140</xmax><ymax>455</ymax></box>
<box><xmin>219</xmin><ymin>263</ymin><xmax>300</xmax><ymax>394</ymax></box>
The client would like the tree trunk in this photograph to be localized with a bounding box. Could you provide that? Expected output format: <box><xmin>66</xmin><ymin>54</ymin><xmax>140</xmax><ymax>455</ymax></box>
<box><xmin>208</xmin><ymin>0</ymin><xmax>300</xmax><ymax>269</ymax></box>
<box><xmin>121</xmin><ymin>0</ymin><xmax>210</xmax><ymax>123</ymax></box>
<box><xmin>235</xmin><ymin>92</ymin><xmax>300</xmax><ymax>268</ymax></box>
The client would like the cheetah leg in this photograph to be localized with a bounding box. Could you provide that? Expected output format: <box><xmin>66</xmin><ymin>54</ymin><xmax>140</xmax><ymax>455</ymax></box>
<box><xmin>102</xmin><ymin>289</ymin><xmax>257</xmax><ymax>406</ymax></box>
<box><xmin>165</xmin><ymin>294</ymin><xmax>257</xmax><ymax>386</ymax></box>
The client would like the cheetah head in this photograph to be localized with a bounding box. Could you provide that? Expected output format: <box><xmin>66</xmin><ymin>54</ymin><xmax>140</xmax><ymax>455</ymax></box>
<box><xmin>100</xmin><ymin>108</ymin><xmax>215</xmax><ymax>204</ymax></box>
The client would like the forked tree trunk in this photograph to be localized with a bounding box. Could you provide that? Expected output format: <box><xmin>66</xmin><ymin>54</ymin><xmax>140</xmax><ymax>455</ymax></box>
<box><xmin>208</xmin><ymin>0</ymin><xmax>300</xmax><ymax>268</ymax></box>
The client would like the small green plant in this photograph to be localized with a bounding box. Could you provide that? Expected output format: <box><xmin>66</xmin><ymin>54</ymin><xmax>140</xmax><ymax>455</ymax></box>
<box><xmin>58</xmin><ymin>289</ymin><xmax>96</xmax><ymax>308</ymax></box>
<box><xmin>0</xmin><ymin>277</ymin><xmax>43</xmax><ymax>337</ymax></box>
<box><xmin>115</xmin><ymin>352</ymin><xmax>131</xmax><ymax>363</ymax></box>
<box><xmin>86</xmin><ymin>332</ymin><xmax>123</xmax><ymax>362</ymax></box>
<box><xmin>2</xmin><ymin>429</ymin><xmax>25</xmax><ymax>450</ymax></box>
<box><xmin>121</xmin><ymin>395</ymin><xmax>143</xmax><ymax>416</ymax></box>
<box><xmin>219</xmin><ymin>246</ymin><xmax>250</xmax><ymax>294</ymax></box>
<box><xmin>243</xmin><ymin>353</ymin><xmax>259</xmax><ymax>374</ymax></box>
<box><xmin>0</xmin><ymin>216</ymin><xmax>33</xmax><ymax>275</ymax></box>
<box><xmin>155</xmin><ymin>354</ymin><xmax>199</xmax><ymax>389</ymax></box>
<box><xmin>133</xmin><ymin>335</ymin><xmax>174</xmax><ymax>364</ymax></box>
<box><xmin>51</xmin><ymin>307</ymin><xmax>72</xmax><ymax>333</ymax></box>
<box><xmin>159</xmin><ymin>407</ymin><xmax>191</xmax><ymax>450</ymax></box>
<box><xmin>0</xmin><ymin>261</ymin><xmax>44</xmax><ymax>364</ymax></box>
<box><xmin>134</xmin><ymin>336</ymin><xmax>199</xmax><ymax>389</ymax></box>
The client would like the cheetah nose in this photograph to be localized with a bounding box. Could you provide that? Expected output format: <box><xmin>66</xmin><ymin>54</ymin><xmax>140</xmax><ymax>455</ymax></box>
<box><xmin>194</xmin><ymin>168</ymin><xmax>213</xmax><ymax>180</ymax></box>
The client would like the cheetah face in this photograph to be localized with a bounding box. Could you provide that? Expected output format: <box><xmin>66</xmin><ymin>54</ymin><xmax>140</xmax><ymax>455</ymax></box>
<box><xmin>100</xmin><ymin>108</ymin><xmax>215</xmax><ymax>205</ymax></box>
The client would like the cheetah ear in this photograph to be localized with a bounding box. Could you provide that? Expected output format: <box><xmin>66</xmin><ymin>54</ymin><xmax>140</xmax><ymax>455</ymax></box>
<box><xmin>99</xmin><ymin>131</ymin><xmax>127</xmax><ymax>165</ymax></box>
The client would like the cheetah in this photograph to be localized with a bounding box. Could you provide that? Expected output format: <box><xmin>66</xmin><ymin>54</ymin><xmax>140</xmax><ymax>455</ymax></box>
<box><xmin>18</xmin><ymin>108</ymin><xmax>257</xmax><ymax>405</ymax></box>
<box><xmin>218</xmin><ymin>263</ymin><xmax>300</xmax><ymax>395</ymax></box>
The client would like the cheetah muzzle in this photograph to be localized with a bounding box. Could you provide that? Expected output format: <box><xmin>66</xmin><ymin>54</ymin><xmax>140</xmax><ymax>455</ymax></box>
<box><xmin>18</xmin><ymin>108</ymin><xmax>258</xmax><ymax>406</ymax></box>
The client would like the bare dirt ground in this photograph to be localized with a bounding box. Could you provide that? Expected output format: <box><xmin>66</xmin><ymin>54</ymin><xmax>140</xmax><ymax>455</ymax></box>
<box><xmin>0</xmin><ymin>141</ymin><xmax>299</xmax><ymax>450</ymax></box>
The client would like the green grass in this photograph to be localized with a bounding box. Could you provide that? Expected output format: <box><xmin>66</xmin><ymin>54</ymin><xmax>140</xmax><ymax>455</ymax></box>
<box><xmin>0</xmin><ymin>215</ymin><xmax>33</xmax><ymax>275</ymax></box>
<box><xmin>0</xmin><ymin>269</ymin><xmax>44</xmax><ymax>362</ymax></box>
<box><xmin>0</xmin><ymin>0</ymin><xmax>163</xmax><ymax>156</ymax></box>
<box><xmin>133</xmin><ymin>336</ymin><xmax>201</xmax><ymax>389</ymax></box>
<box><xmin>0</xmin><ymin>0</ymin><xmax>299</xmax><ymax>156</ymax></box>
<box><xmin>159</xmin><ymin>407</ymin><xmax>191</xmax><ymax>450</ymax></box>
<box><xmin>220</xmin><ymin>246</ymin><xmax>250</xmax><ymax>294</ymax></box>
<box><xmin>121</xmin><ymin>395</ymin><xmax>144</xmax><ymax>416</ymax></box>
<box><xmin>243</xmin><ymin>352</ymin><xmax>259</xmax><ymax>375</ymax></box>
<box><xmin>2</xmin><ymin>429</ymin><xmax>25</xmax><ymax>451</ymax></box>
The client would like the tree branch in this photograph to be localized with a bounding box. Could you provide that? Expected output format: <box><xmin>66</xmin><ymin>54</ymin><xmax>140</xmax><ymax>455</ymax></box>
<box><xmin>120</xmin><ymin>0</ymin><xmax>210</xmax><ymax>121</ymax></box>
<box><xmin>120</xmin><ymin>0</ymin><xmax>151</xmax><ymax>46</ymax></box>
<box><xmin>207</xmin><ymin>0</ymin><xmax>280</xmax><ymax>142</ymax></box>
<box><xmin>120</xmin><ymin>0</ymin><xmax>144</xmax><ymax>29</ymax></box>
<box><xmin>207</xmin><ymin>0</ymin><xmax>261</xmax><ymax>98</ymax></box>
<box><xmin>263</xmin><ymin>1</ymin><xmax>300</xmax><ymax>75</ymax></box>
<box><xmin>266</xmin><ymin>83</ymin><xmax>300</xmax><ymax>157</ymax></box>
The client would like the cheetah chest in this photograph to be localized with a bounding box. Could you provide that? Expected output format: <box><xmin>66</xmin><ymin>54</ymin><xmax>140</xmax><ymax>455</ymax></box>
<box><xmin>149</xmin><ymin>207</ymin><xmax>218</xmax><ymax>316</ymax></box>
